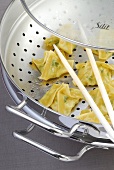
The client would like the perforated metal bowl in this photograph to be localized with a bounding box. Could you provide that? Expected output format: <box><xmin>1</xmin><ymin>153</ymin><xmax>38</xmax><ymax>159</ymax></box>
<box><xmin>1</xmin><ymin>0</ymin><xmax>114</xmax><ymax>161</ymax></box>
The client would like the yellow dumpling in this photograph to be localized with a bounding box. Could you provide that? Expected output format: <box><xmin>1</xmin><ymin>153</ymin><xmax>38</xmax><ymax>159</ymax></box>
<box><xmin>76</xmin><ymin>110</ymin><xmax>101</xmax><ymax>124</ymax></box>
<box><xmin>76</xmin><ymin>84</ymin><xmax>114</xmax><ymax>124</ymax></box>
<box><xmin>32</xmin><ymin>50</ymin><xmax>74</xmax><ymax>80</ymax></box>
<box><xmin>44</xmin><ymin>35</ymin><xmax>76</xmax><ymax>56</ymax></box>
<box><xmin>92</xmin><ymin>49</ymin><xmax>113</xmax><ymax>60</ymax></box>
<box><xmin>39</xmin><ymin>84</ymin><xmax>62</xmax><ymax>107</ymax></box>
<box><xmin>32</xmin><ymin>58</ymin><xmax>44</xmax><ymax>72</ymax></box>
<box><xmin>44</xmin><ymin>35</ymin><xmax>59</xmax><ymax>48</ymax></box>
<box><xmin>75</xmin><ymin>61</ymin><xmax>114</xmax><ymax>86</ymax></box>
<box><xmin>51</xmin><ymin>84</ymin><xmax>83</xmax><ymax>115</ymax></box>
<box><xmin>58</xmin><ymin>39</ymin><xmax>75</xmax><ymax>55</ymax></box>
<box><xmin>39</xmin><ymin>83</ymin><xmax>83</xmax><ymax>116</ymax></box>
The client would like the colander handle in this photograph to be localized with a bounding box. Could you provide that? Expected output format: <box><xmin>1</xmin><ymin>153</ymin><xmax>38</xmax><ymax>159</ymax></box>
<box><xmin>6</xmin><ymin>103</ymin><xmax>95</xmax><ymax>161</ymax></box>
<box><xmin>12</xmin><ymin>123</ymin><xmax>95</xmax><ymax>162</ymax></box>
<box><xmin>6</xmin><ymin>102</ymin><xmax>85</xmax><ymax>138</ymax></box>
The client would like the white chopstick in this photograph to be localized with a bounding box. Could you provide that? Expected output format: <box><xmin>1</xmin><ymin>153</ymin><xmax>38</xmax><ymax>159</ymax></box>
<box><xmin>53</xmin><ymin>44</ymin><xmax>114</xmax><ymax>142</ymax></box>
<box><xmin>77</xmin><ymin>22</ymin><xmax>114</xmax><ymax>128</ymax></box>
<box><xmin>86</xmin><ymin>48</ymin><xmax>114</xmax><ymax>128</ymax></box>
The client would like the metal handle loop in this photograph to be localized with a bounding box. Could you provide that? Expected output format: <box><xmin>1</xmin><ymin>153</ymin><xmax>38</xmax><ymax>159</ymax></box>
<box><xmin>13</xmin><ymin>123</ymin><xmax>94</xmax><ymax>162</ymax></box>
<box><xmin>6</xmin><ymin>96</ymin><xmax>114</xmax><ymax>150</ymax></box>
<box><xmin>6</xmin><ymin>94</ymin><xmax>85</xmax><ymax>138</ymax></box>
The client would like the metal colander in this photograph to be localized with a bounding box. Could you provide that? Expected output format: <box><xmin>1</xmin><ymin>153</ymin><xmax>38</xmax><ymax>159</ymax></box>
<box><xmin>2</xmin><ymin>0</ymin><xmax>114</xmax><ymax>119</ymax></box>
<box><xmin>0</xmin><ymin>0</ymin><xmax>114</xmax><ymax>123</ymax></box>
<box><xmin>1</xmin><ymin>0</ymin><xmax>114</xmax><ymax>161</ymax></box>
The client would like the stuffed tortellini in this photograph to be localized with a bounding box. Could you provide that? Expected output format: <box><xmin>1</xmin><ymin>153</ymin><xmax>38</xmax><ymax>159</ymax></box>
<box><xmin>58</xmin><ymin>38</ymin><xmax>76</xmax><ymax>55</ymax></box>
<box><xmin>44</xmin><ymin>35</ymin><xmax>59</xmax><ymax>48</ymax></box>
<box><xmin>44</xmin><ymin>35</ymin><xmax>76</xmax><ymax>55</ymax></box>
<box><xmin>39</xmin><ymin>83</ymin><xmax>83</xmax><ymax>116</ymax></box>
<box><xmin>92</xmin><ymin>50</ymin><xmax>113</xmax><ymax>60</ymax></box>
<box><xmin>32</xmin><ymin>50</ymin><xmax>74</xmax><ymax>80</ymax></box>
<box><xmin>75</xmin><ymin>61</ymin><xmax>114</xmax><ymax>86</ymax></box>
<box><xmin>76</xmin><ymin>84</ymin><xmax>114</xmax><ymax>124</ymax></box>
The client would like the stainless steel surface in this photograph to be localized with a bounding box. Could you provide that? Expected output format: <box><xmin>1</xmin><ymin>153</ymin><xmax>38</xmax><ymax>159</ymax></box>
<box><xmin>5</xmin><ymin>93</ymin><xmax>114</xmax><ymax>149</ymax></box>
<box><xmin>13</xmin><ymin>128</ymin><xmax>95</xmax><ymax>162</ymax></box>
<box><xmin>1</xmin><ymin>0</ymin><xmax>114</xmax><ymax>144</ymax></box>
<box><xmin>21</xmin><ymin>0</ymin><xmax>114</xmax><ymax>50</ymax></box>
<box><xmin>3</xmin><ymin>65</ymin><xmax>114</xmax><ymax>148</ymax></box>
<box><xmin>1</xmin><ymin>1</ymin><xmax>114</xmax><ymax>169</ymax></box>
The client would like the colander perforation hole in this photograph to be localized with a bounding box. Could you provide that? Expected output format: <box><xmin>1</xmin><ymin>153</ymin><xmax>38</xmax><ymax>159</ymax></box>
<box><xmin>43</xmin><ymin>37</ymin><xmax>46</xmax><ymax>40</ymax></box>
<box><xmin>28</xmin><ymin>71</ymin><xmax>31</xmax><ymax>74</ymax></box>
<box><xmin>31</xmin><ymin>90</ymin><xmax>34</xmax><ymax>92</ymax></box>
<box><xmin>37</xmin><ymin>45</ymin><xmax>40</xmax><ymax>48</ymax></box>
<box><xmin>75</xmin><ymin>61</ymin><xmax>78</xmax><ymax>64</ymax></box>
<box><xmin>105</xmin><ymin>61</ymin><xmax>108</xmax><ymax>63</ymax></box>
<box><xmin>19</xmin><ymin>68</ymin><xmax>22</xmax><ymax>71</ymax></box>
<box><xmin>112</xmin><ymin>57</ymin><xmax>114</xmax><ymax>59</ymax></box>
<box><xmin>11</xmin><ymin>64</ymin><xmax>14</xmax><ymax>67</ymax></box>
<box><xmin>29</xmin><ymin>62</ymin><xmax>32</xmax><ymax>65</ymax></box>
<box><xmin>71</xmin><ymin>114</ymin><xmax>75</xmax><ymax>117</ymax></box>
<box><xmin>30</xmin><ymin>24</ymin><xmax>32</xmax><ymax>27</ymax></box>
<box><xmin>69</xmin><ymin>55</ymin><xmax>72</xmax><ymax>57</ymax></box>
<box><xmin>12</xmin><ymin>75</ymin><xmax>14</xmax><ymax>78</ymax></box>
<box><xmin>82</xmin><ymin>100</ymin><xmax>86</xmax><ymax>104</ymax></box>
<box><xmin>36</xmin><ymin>31</ymin><xmax>39</xmax><ymax>34</ymax></box>
<box><xmin>17</xmin><ymin>43</ymin><xmax>20</xmax><ymax>46</ymax></box>
<box><xmin>13</xmin><ymin>53</ymin><xmax>16</xmax><ymax>56</ymax></box>
<box><xmin>35</xmin><ymin>99</ymin><xmax>38</xmax><ymax>101</ymax></box>
<box><xmin>76</xmin><ymin>107</ymin><xmax>80</xmax><ymax>110</ymax></box>
<box><xmin>22</xmin><ymin>33</ymin><xmax>25</xmax><ymax>36</ymax></box>
<box><xmin>32</xmin><ymin>53</ymin><xmax>36</xmax><ymax>56</ymax></box>
<box><xmin>73</xmin><ymin>48</ymin><xmax>76</xmax><ymax>51</ymax></box>
<box><xmin>74</xmin><ymin>68</ymin><xmax>77</xmax><ymax>71</ymax></box>
<box><xmin>79</xmin><ymin>55</ymin><xmax>82</xmax><ymax>57</ymax></box>
<box><xmin>21</xmin><ymin>58</ymin><xmax>24</xmax><ymax>61</ymax></box>
<box><xmin>24</xmin><ymin>49</ymin><xmax>27</xmax><ymax>52</ymax></box>
<box><xmin>28</xmin><ymin>81</ymin><xmax>32</xmax><ymax>83</ymax></box>
<box><xmin>22</xmin><ymin>89</ymin><xmax>25</xmax><ymax>91</ymax></box>
<box><xmin>29</xmin><ymin>40</ymin><xmax>32</xmax><ymax>43</ymax></box>
<box><xmin>19</xmin><ymin>79</ymin><xmax>23</xmax><ymax>81</ymax></box>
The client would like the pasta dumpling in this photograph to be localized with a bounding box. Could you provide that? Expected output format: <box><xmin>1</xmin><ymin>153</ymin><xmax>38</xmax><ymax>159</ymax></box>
<box><xmin>44</xmin><ymin>35</ymin><xmax>76</xmax><ymax>55</ymax></box>
<box><xmin>92</xmin><ymin>50</ymin><xmax>113</xmax><ymax>60</ymax></box>
<box><xmin>39</xmin><ymin>83</ymin><xmax>83</xmax><ymax>116</ymax></box>
<box><xmin>32</xmin><ymin>50</ymin><xmax>74</xmax><ymax>80</ymax></box>
<box><xmin>44</xmin><ymin>35</ymin><xmax>59</xmax><ymax>48</ymax></box>
<box><xmin>58</xmin><ymin>38</ymin><xmax>75</xmax><ymax>55</ymax></box>
<box><xmin>76</xmin><ymin>84</ymin><xmax>114</xmax><ymax>124</ymax></box>
<box><xmin>75</xmin><ymin>61</ymin><xmax>114</xmax><ymax>86</ymax></box>
<box><xmin>76</xmin><ymin>109</ymin><xmax>111</xmax><ymax>124</ymax></box>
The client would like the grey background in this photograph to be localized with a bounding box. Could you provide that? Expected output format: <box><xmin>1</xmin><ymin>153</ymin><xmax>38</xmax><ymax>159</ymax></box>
<box><xmin>0</xmin><ymin>0</ymin><xmax>114</xmax><ymax>170</ymax></box>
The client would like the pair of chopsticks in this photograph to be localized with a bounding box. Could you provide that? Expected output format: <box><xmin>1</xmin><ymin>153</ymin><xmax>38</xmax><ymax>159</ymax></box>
<box><xmin>53</xmin><ymin>42</ymin><xmax>114</xmax><ymax>142</ymax></box>
<box><xmin>78</xmin><ymin>22</ymin><xmax>114</xmax><ymax>129</ymax></box>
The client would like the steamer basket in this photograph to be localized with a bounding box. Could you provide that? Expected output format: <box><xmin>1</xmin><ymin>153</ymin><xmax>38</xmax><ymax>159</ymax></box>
<box><xmin>1</xmin><ymin>0</ymin><xmax>114</xmax><ymax>161</ymax></box>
